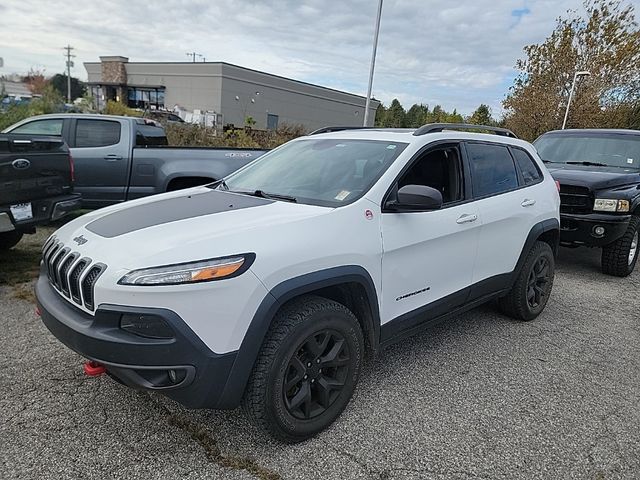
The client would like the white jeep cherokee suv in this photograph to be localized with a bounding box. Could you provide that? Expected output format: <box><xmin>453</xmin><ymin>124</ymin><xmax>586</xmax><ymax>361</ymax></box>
<box><xmin>36</xmin><ymin>123</ymin><xmax>560</xmax><ymax>442</ymax></box>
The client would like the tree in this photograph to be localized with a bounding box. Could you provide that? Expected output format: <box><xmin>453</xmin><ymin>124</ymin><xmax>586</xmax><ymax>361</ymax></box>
<box><xmin>503</xmin><ymin>0</ymin><xmax>640</xmax><ymax>140</ymax></box>
<box><xmin>22</xmin><ymin>68</ymin><xmax>48</xmax><ymax>95</ymax></box>
<box><xmin>467</xmin><ymin>104</ymin><xmax>495</xmax><ymax>125</ymax></box>
<box><xmin>405</xmin><ymin>103</ymin><xmax>430</xmax><ymax>127</ymax></box>
<box><xmin>384</xmin><ymin>99</ymin><xmax>406</xmax><ymax>127</ymax></box>
<box><xmin>50</xmin><ymin>74</ymin><xmax>86</xmax><ymax>101</ymax></box>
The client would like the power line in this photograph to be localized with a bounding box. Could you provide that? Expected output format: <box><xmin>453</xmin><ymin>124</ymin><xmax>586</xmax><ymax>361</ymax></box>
<box><xmin>63</xmin><ymin>44</ymin><xmax>75</xmax><ymax>103</ymax></box>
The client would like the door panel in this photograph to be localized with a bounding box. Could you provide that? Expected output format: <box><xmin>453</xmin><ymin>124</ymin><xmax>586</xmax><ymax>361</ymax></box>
<box><xmin>70</xmin><ymin>118</ymin><xmax>130</xmax><ymax>207</ymax></box>
<box><xmin>380</xmin><ymin>203</ymin><xmax>481</xmax><ymax>324</ymax></box>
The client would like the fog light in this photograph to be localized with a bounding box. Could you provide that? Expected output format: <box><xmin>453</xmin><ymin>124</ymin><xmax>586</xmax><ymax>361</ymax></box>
<box><xmin>593</xmin><ymin>226</ymin><xmax>606</xmax><ymax>237</ymax></box>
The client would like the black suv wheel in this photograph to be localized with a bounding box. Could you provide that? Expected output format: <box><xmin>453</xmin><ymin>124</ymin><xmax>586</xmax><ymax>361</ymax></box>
<box><xmin>0</xmin><ymin>231</ymin><xmax>23</xmax><ymax>251</ymax></box>
<box><xmin>497</xmin><ymin>241</ymin><xmax>555</xmax><ymax>321</ymax></box>
<box><xmin>243</xmin><ymin>295</ymin><xmax>364</xmax><ymax>443</ymax></box>
<box><xmin>601</xmin><ymin>215</ymin><xmax>640</xmax><ymax>277</ymax></box>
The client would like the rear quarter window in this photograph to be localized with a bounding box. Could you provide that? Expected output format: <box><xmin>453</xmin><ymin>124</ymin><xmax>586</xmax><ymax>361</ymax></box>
<box><xmin>466</xmin><ymin>143</ymin><xmax>519</xmax><ymax>198</ymax></box>
<box><xmin>512</xmin><ymin>148</ymin><xmax>542</xmax><ymax>186</ymax></box>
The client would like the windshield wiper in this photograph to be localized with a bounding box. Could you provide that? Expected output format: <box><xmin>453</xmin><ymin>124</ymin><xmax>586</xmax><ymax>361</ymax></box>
<box><xmin>566</xmin><ymin>161</ymin><xmax>609</xmax><ymax>167</ymax></box>
<box><xmin>210</xmin><ymin>179</ymin><xmax>229</xmax><ymax>190</ymax></box>
<box><xmin>248</xmin><ymin>190</ymin><xmax>298</xmax><ymax>203</ymax></box>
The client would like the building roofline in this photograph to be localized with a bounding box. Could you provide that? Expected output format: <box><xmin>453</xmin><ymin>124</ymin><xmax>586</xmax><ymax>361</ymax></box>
<box><xmin>83</xmin><ymin>60</ymin><xmax>379</xmax><ymax>103</ymax></box>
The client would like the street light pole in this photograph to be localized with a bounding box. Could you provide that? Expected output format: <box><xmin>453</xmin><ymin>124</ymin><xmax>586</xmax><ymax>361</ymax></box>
<box><xmin>363</xmin><ymin>0</ymin><xmax>383</xmax><ymax>127</ymax></box>
<box><xmin>562</xmin><ymin>70</ymin><xmax>590</xmax><ymax>130</ymax></box>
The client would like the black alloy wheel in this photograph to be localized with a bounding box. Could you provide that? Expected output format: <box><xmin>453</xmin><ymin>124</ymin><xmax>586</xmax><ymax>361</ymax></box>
<box><xmin>283</xmin><ymin>329</ymin><xmax>351</xmax><ymax>420</ymax></box>
<box><xmin>526</xmin><ymin>256</ymin><xmax>551</xmax><ymax>309</ymax></box>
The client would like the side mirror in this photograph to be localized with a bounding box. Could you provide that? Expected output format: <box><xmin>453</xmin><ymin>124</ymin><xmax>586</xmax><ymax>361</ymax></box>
<box><xmin>387</xmin><ymin>185</ymin><xmax>443</xmax><ymax>211</ymax></box>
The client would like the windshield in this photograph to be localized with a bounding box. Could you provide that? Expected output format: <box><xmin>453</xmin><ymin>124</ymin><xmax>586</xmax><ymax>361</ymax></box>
<box><xmin>218</xmin><ymin>138</ymin><xmax>408</xmax><ymax>207</ymax></box>
<box><xmin>534</xmin><ymin>133</ymin><xmax>640</xmax><ymax>170</ymax></box>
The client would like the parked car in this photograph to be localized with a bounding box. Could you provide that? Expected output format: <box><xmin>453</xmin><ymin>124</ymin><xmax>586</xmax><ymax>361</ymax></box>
<box><xmin>534</xmin><ymin>129</ymin><xmax>640</xmax><ymax>276</ymax></box>
<box><xmin>3</xmin><ymin>114</ymin><xmax>267</xmax><ymax>208</ymax></box>
<box><xmin>0</xmin><ymin>134</ymin><xmax>81</xmax><ymax>250</ymax></box>
<box><xmin>35</xmin><ymin>123</ymin><xmax>560</xmax><ymax>442</ymax></box>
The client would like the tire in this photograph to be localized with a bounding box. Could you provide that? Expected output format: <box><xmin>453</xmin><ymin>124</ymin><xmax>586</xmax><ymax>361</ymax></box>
<box><xmin>242</xmin><ymin>295</ymin><xmax>364</xmax><ymax>443</ymax></box>
<box><xmin>0</xmin><ymin>231</ymin><xmax>23</xmax><ymax>251</ymax></box>
<box><xmin>497</xmin><ymin>241</ymin><xmax>555</xmax><ymax>321</ymax></box>
<box><xmin>601</xmin><ymin>215</ymin><xmax>640</xmax><ymax>277</ymax></box>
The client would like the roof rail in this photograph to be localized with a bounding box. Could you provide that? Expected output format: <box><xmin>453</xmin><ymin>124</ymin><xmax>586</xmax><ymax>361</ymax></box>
<box><xmin>308</xmin><ymin>126</ymin><xmax>376</xmax><ymax>135</ymax></box>
<box><xmin>413</xmin><ymin>123</ymin><xmax>518</xmax><ymax>139</ymax></box>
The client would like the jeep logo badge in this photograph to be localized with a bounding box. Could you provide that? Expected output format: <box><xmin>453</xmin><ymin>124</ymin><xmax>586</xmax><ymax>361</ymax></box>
<box><xmin>12</xmin><ymin>159</ymin><xmax>31</xmax><ymax>170</ymax></box>
<box><xmin>73</xmin><ymin>235</ymin><xmax>88</xmax><ymax>245</ymax></box>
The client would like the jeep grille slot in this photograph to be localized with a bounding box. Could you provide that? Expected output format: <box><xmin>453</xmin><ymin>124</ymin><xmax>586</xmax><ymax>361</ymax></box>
<box><xmin>559</xmin><ymin>184</ymin><xmax>593</xmax><ymax>215</ymax></box>
<box><xmin>59</xmin><ymin>253</ymin><xmax>79</xmax><ymax>297</ymax></box>
<box><xmin>81</xmin><ymin>264</ymin><xmax>106</xmax><ymax>311</ymax></box>
<box><xmin>50</xmin><ymin>247</ymin><xmax>70</xmax><ymax>290</ymax></box>
<box><xmin>43</xmin><ymin>241</ymin><xmax>106</xmax><ymax>311</ymax></box>
<box><xmin>69</xmin><ymin>259</ymin><xmax>89</xmax><ymax>304</ymax></box>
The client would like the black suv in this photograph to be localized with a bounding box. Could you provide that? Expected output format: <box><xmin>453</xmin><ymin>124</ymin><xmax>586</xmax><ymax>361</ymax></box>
<box><xmin>534</xmin><ymin>129</ymin><xmax>640</xmax><ymax>276</ymax></box>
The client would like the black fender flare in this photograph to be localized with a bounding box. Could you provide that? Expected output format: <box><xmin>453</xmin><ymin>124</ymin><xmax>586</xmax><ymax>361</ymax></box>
<box><xmin>216</xmin><ymin>265</ymin><xmax>380</xmax><ymax>408</ymax></box>
<box><xmin>509</xmin><ymin>218</ymin><xmax>560</xmax><ymax>285</ymax></box>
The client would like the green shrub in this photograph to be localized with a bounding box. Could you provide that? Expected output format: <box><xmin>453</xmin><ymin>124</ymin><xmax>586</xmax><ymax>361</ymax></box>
<box><xmin>165</xmin><ymin>123</ymin><xmax>306</xmax><ymax>149</ymax></box>
<box><xmin>104</xmin><ymin>101</ymin><xmax>142</xmax><ymax>117</ymax></box>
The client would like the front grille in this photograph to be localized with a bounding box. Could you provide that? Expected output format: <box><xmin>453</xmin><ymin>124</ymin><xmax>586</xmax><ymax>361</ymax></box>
<box><xmin>42</xmin><ymin>238</ymin><xmax>107</xmax><ymax>311</ymax></box>
<box><xmin>559</xmin><ymin>184</ymin><xmax>593</xmax><ymax>215</ymax></box>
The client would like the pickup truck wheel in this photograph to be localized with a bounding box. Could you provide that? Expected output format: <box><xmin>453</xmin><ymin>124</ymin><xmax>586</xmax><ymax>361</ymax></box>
<box><xmin>601</xmin><ymin>215</ymin><xmax>640</xmax><ymax>277</ymax></box>
<box><xmin>497</xmin><ymin>241</ymin><xmax>555</xmax><ymax>321</ymax></box>
<box><xmin>0</xmin><ymin>231</ymin><xmax>23</xmax><ymax>251</ymax></box>
<box><xmin>242</xmin><ymin>295</ymin><xmax>363</xmax><ymax>443</ymax></box>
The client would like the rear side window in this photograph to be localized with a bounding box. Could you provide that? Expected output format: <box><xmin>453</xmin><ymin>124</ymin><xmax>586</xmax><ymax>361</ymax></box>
<box><xmin>75</xmin><ymin>120</ymin><xmax>121</xmax><ymax>147</ymax></box>
<box><xmin>11</xmin><ymin>119</ymin><xmax>63</xmax><ymax>136</ymax></box>
<box><xmin>512</xmin><ymin>148</ymin><xmax>542</xmax><ymax>185</ymax></box>
<box><xmin>467</xmin><ymin>143</ymin><xmax>518</xmax><ymax>197</ymax></box>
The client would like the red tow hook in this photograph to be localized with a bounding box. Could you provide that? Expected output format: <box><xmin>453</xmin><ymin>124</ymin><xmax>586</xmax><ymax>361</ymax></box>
<box><xmin>83</xmin><ymin>361</ymin><xmax>106</xmax><ymax>377</ymax></box>
<box><xmin>35</xmin><ymin>306</ymin><xmax>41</xmax><ymax>317</ymax></box>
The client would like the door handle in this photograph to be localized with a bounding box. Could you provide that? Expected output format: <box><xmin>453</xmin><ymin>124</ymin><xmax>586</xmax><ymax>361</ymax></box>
<box><xmin>521</xmin><ymin>199</ymin><xmax>536</xmax><ymax>207</ymax></box>
<box><xmin>456</xmin><ymin>213</ymin><xmax>478</xmax><ymax>224</ymax></box>
<box><xmin>104</xmin><ymin>155</ymin><xmax>123</xmax><ymax>161</ymax></box>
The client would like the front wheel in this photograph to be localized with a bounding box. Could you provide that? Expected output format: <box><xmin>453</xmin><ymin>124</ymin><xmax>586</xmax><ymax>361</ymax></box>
<box><xmin>601</xmin><ymin>216</ymin><xmax>639</xmax><ymax>277</ymax></box>
<box><xmin>243</xmin><ymin>295</ymin><xmax>364</xmax><ymax>443</ymax></box>
<box><xmin>497</xmin><ymin>241</ymin><xmax>555</xmax><ymax>321</ymax></box>
<box><xmin>0</xmin><ymin>231</ymin><xmax>23</xmax><ymax>251</ymax></box>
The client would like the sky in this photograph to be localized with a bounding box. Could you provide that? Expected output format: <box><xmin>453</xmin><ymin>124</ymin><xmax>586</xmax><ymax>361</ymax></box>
<box><xmin>1</xmin><ymin>0</ymin><xmax>639</xmax><ymax>116</ymax></box>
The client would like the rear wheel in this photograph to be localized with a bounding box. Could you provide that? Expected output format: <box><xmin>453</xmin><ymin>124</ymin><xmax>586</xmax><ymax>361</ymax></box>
<box><xmin>0</xmin><ymin>231</ymin><xmax>23</xmax><ymax>251</ymax></box>
<box><xmin>243</xmin><ymin>295</ymin><xmax>364</xmax><ymax>443</ymax></box>
<box><xmin>601</xmin><ymin>215</ymin><xmax>640</xmax><ymax>277</ymax></box>
<box><xmin>497</xmin><ymin>241</ymin><xmax>555</xmax><ymax>321</ymax></box>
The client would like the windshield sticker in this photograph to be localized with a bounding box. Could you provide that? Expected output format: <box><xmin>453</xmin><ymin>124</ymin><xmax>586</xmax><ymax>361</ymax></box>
<box><xmin>335</xmin><ymin>144</ymin><xmax>346</xmax><ymax>148</ymax></box>
<box><xmin>386</xmin><ymin>144</ymin><xmax>397</xmax><ymax>149</ymax></box>
<box><xmin>335</xmin><ymin>190</ymin><xmax>351</xmax><ymax>201</ymax></box>
<box><xmin>627</xmin><ymin>158</ymin><xmax>634</xmax><ymax>164</ymax></box>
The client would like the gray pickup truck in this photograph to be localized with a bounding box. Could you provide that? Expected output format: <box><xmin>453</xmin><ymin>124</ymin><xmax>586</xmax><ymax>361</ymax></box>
<box><xmin>3</xmin><ymin>114</ymin><xmax>267</xmax><ymax>208</ymax></box>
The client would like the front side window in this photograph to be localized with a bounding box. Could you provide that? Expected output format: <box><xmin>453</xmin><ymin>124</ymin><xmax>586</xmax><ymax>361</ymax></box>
<box><xmin>11</xmin><ymin>119</ymin><xmax>63</xmax><ymax>136</ymax></box>
<box><xmin>220</xmin><ymin>138</ymin><xmax>408</xmax><ymax>207</ymax></box>
<box><xmin>75</xmin><ymin>120</ymin><xmax>121</xmax><ymax>148</ymax></box>
<box><xmin>398</xmin><ymin>146</ymin><xmax>464</xmax><ymax>204</ymax></box>
<box><xmin>467</xmin><ymin>143</ymin><xmax>518</xmax><ymax>197</ymax></box>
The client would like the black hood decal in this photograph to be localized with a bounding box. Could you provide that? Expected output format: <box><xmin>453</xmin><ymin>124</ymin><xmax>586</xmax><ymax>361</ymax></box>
<box><xmin>86</xmin><ymin>190</ymin><xmax>273</xmax><ymax>238</ymax></box>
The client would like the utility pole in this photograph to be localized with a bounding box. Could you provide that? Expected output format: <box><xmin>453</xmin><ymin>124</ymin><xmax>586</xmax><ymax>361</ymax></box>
<box><xmin>63</xmin><ymin>44</ymin><xmax>75</xmax><ymax>103</ymax></box>
<box><xmin>186</xmin><ymin>52</ymin><xmax>203</xmax><ymax>62</ymax></box>
<box><xmin>363</xmin><ymin>0</ymin><xmax>383</xmax><ymax>127</ymax></box>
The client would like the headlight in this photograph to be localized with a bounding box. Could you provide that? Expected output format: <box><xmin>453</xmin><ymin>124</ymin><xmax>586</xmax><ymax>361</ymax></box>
<box><xmin>118</xmin><ymin>254</ymin><xmax>254</xmax><ymax>286</ymax></box>
<box><xmin>594</xmin><ymin>199</ymin><xmax>630</xmax><ymax>213</ymax></box>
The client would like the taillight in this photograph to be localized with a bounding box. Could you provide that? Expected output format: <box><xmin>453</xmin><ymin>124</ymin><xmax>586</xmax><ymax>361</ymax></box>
<box><xmin>555</xmin><ymin>180</ymin><xmax>560</xmax><ymax>192</ymax></box>
<box><xmin>69</xmin><ymin>153</ymin><xmax>75</xmax><ymax>183</ymax></box>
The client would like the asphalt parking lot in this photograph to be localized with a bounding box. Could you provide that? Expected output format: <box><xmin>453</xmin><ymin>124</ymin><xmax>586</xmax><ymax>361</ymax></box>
<box><xmin>1</xmin><ymin>245</ymin><xmax>639</xmax><ymax>480</ymax></box>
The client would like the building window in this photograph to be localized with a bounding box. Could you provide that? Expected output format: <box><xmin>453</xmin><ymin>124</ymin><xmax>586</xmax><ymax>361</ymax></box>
<box><xmin>126</xmin><ymin>87</ymin><xmax>165</xmax><ymax>109</ymax></box>
<box><xmin>267</xmin><ymin>113</ymin><xmax>279</xmax><ymax>130</ymax></box>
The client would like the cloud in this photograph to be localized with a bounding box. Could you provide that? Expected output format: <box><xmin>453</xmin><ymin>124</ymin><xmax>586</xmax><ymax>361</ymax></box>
<box><xmin>1</xmin><ymin>0</ymin><xmax>639</xmax><ymax>116</ymax></box>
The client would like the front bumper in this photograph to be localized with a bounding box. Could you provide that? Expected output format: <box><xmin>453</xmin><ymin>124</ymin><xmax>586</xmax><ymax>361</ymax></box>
<box><xmin>35</xmin><ymin>273</ymin><xmax>240</xmax><ymax>409</ymax></box>
<box><xmin>560</xmin><ymin>213</ymin><xmax>631</xmax><ymax>247</ymax></box>
<box><xmin>0</xmin><ymin>193</ymin><xmax>82</xmax><ymax>233</ymax></box>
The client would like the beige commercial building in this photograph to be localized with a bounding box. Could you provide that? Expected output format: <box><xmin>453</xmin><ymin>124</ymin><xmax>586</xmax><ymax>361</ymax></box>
<box><xmin>84</xmin><ymin>56</ymin><xmax>378</xmax><ymax>130</ymax></box>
